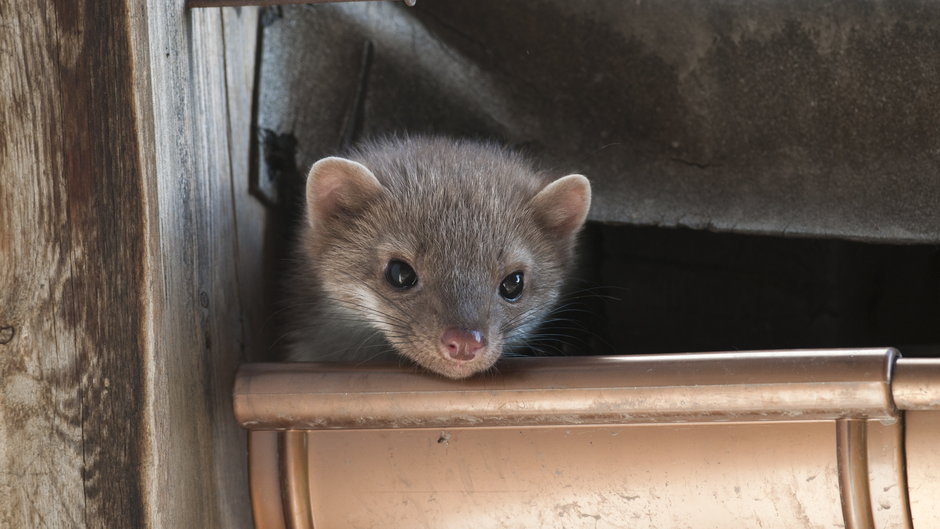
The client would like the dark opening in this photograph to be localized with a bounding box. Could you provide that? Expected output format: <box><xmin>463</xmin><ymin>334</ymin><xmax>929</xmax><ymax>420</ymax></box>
<box><xmin>253</xmin><ymin>2</ymin><xmax>940</xmax><ymax>361</ymax></box>
<box><xmin>563</xmin><ymin>223</ymin><xmax>940</xmax><ymax>358</ymax></box>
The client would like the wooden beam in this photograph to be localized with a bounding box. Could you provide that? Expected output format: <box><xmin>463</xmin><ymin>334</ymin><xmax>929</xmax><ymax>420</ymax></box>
<box><xmin>134</xmin><ymin>2</ymin><xmax>255</xmax><ymax>528</ymax></box>
<box><xmin>223</xmin><ymin>6</ymin><xmax>274</xmax><ymax>362</ymax></box>
<box><xmin>1</xmin><ymin>1</ymin><xmax>149</xmax><ymax>526</ymax></box>
<box><xmin>1</xmin><ymin>1</ymin><xmax>256</xmax><ymax>526</ymax></box>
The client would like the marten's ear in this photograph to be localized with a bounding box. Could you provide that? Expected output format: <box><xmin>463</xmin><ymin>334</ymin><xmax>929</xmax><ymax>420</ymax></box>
<box><xmin>529</xmin><ymin>174</ymin><xmax>592</xmax><ymax>239</ymax></box>
<box><xmin>306</xmin><ymin>156</ymin><xmax>384</xmax><ymax>228</ymax></box>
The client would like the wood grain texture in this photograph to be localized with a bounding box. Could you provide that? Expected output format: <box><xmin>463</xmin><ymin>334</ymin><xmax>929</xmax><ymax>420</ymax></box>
<box><xmin>192</xmin><ymin>7</ymin><xmax>255</xmax><ymax>527</ymax></box>
<box><xmin>2</xmin><ymin>1</ymin><xmax>255</xmax><ymax>527</ymax></box>
<box><xmin>137</xmin><ymin>2</ymin><xmax>253</xmax><ymax>528</ymax></box>
<box><xmin>223</xmin><ymin>6</ymin><xmax>274</xmax><ymax>362</ymax></box>
<box><xmin>1</xmin><ymin>1</ymin><xmax>147</xmax><ymax>527</ymax></box>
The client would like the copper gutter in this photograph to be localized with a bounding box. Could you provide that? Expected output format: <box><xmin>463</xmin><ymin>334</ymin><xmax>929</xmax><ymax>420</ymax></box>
<box><xmin>247</xmin><ymin>431</ymin><xmax>286</xmax><ymax>528</ymax></box>
<box><xmin>234</xmin><ymin>349</ymin><xmax>901</xmax><ymax>429</ymax></box>
<box><xmin>892</xmin><ymin>358</ymin><xmax>940</xmax><ymax>409</ymax></box>
<box><xmin>235</xmin><ymin>349</ymin><xmax>940</xmax><ymax>529</ymax></box>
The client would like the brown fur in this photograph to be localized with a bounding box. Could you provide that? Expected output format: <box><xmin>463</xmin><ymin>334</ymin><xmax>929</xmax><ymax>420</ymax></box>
<box><xmin>285</xmin><ymin>136</ymin><xmax>590</xmax><ymax>379</ymax></box>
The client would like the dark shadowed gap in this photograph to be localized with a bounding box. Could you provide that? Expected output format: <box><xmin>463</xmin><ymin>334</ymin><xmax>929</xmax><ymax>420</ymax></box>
<box><xmin>557</xmin><ymin>223</ymin><xmax>940</xmax><ymax>358</ymax></box>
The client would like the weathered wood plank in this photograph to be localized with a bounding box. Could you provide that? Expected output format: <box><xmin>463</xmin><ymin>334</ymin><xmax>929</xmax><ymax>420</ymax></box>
<box><xmin>1</xmin><ymin>1</ymin><xmax>148</xmax><ymax>527</ymax></box>
<box><xmin>136</xmin><ymin>2</ymin><xmax>253</xmax><ymax>528</ymax></box>
<box><xmin>191</xmin><ymin>6</ymin><xmax>254</xmax><ymax>527</ymax></box>
<box><xmin>2</xmin><ymin>1</ymin><xmax>254</xmax><ymax>527</ymax></box>
<box><xmin>133</xmin><ymin>4</ymin><xmax>219</xmax><ymax>529</ymax></box>
<box><xmin>222</xmin><ymin>6</ymin><xmax>272</xmax><ymax>362</ymax></box>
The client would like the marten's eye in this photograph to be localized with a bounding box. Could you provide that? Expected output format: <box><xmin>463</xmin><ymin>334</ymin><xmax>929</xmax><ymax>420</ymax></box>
<box><xmin>385</xmin><ymin>259</ymin><xmax>418</xmax><ymax>289</ymax></box>
<box><xmin>499</xmin><ymin>271</ymin><xmax>525</xmax><ymax>302</ymax></box>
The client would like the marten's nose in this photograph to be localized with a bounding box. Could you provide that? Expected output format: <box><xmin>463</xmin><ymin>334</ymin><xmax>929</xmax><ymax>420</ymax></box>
<box><xmin>439</xmin><ymin>328</ymin><xmax>486</xmax><ymax>361</ymax></box>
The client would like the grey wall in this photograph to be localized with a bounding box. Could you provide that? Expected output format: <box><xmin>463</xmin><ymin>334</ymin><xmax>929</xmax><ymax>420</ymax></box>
<box><xmin>257</xmin><ymin>0</ymin><xmax>940</xmax><ymax>244</ymax></box>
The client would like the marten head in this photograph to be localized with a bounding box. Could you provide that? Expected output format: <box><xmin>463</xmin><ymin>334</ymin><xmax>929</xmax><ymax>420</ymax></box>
<box><xmin>300</xmin><ymin>137</ymin><xmax>591</xmax><ymax>379</ymax></box>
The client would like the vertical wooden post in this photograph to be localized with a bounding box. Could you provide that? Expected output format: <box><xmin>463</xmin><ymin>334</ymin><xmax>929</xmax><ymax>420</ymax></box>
<box><xmin>1</xmin><ymin>2</ymin><xmax>151</xmax><ymax>526</ymax></box>
<box><xmin>1</xmin><ymin>1</ymin><xmax>257</xmax><ymax>527</ymax></box>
